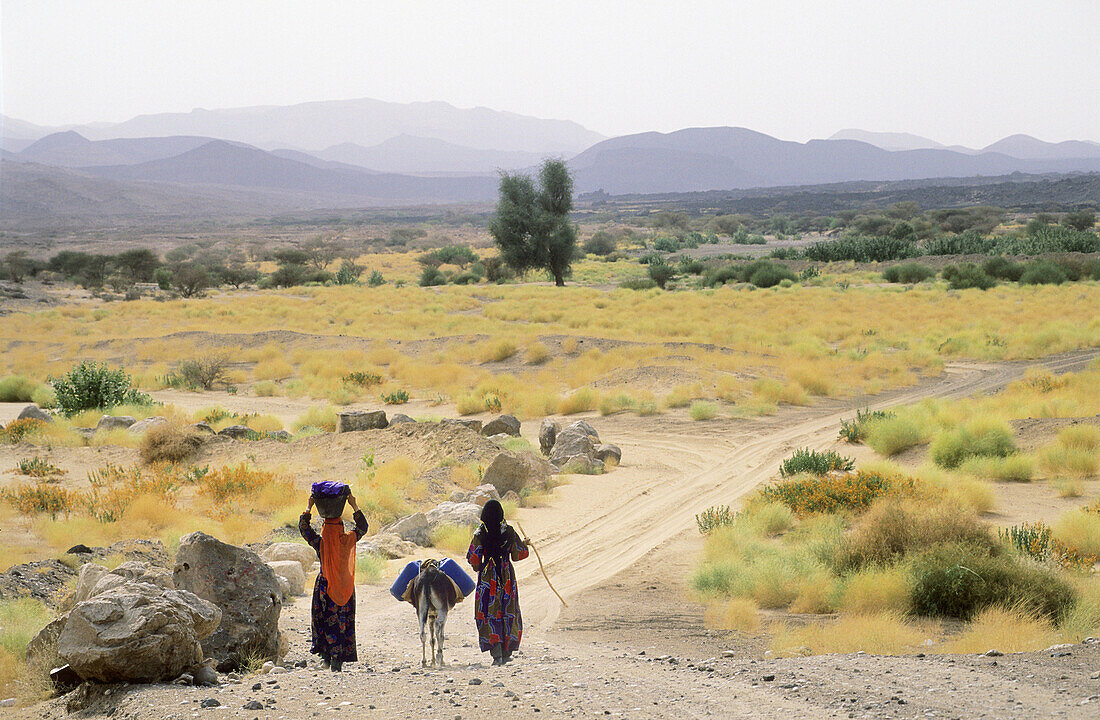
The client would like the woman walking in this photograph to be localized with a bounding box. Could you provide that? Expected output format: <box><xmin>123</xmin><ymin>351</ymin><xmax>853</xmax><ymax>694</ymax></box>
<box><xmin>466</xmin><ymin>499</ymin><xmax>529</xmax><ymax>665</ymax></box>
<box><xmin>299</xmin><ymin>487</ymin><xmax>369</xmax><ymax>671</ymax></box>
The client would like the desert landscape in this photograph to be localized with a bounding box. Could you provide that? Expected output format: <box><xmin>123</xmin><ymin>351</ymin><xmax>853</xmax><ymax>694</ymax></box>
<box><xmin>1</xmin><ymin>2</ymin><xmax>1099</xmax><ymax>718</ymax></box>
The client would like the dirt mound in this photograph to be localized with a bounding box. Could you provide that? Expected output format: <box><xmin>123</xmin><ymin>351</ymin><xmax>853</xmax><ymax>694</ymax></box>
<box><xmin>1011</xmin><ymin>415</ymin><xmax>1100</xmax><ymax>451</ymax></box>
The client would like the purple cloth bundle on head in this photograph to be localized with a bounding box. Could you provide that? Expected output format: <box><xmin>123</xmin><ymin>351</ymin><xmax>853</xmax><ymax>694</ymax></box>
<box><xmin>312</xmin><ymin>481</ymin><xmax>349</xmax><ymax>497</ymax></box>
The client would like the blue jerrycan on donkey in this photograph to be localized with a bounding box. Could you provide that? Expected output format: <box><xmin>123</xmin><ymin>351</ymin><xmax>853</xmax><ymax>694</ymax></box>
<box><xmin>391</xmin><ymin>559</ymin><xmax>475</xmax><ymax>601</ymax></box>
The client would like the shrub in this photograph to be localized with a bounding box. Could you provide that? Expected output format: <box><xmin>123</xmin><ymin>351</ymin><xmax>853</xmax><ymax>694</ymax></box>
<box><xmin>959</xmin><ymin>454</ymin><xmax>1035</xmax><ymax>482</ymax></box>
<box><xmin>334</xmin><ymin>260</ymin><xmax>362</xmax><ymax>285</ymax></box>
<box><xmin>779</xmin><ymin>448</ymin><xmax>854</xmax><ymax>477</ymax></box>
<box><xmin>863</xmin><ymin>415</ymin><xmax>929</xmax><ymax>456</ymax></box>
<box><xmin>583</xmin><ymin>231</ymin><xmax>617</xmax><ymax>256</ymax></box>
<box><xmin>524</xmin><ymin>342</ymin><xmax>550</xmax><ymax>365</ymax></box>
<box><xmin>747</xmin><ymin>262</ymin><xmax>796</xmax><ymax>288</ymax></box>
<box><xmin>1019</xmin><ymin>259</ymin><xmax>1067</xmax><ymax>285</ymax></box>
<box><xmin>980</xmin><ymin>256</ymin><xmax>1024</xmax><ymax>281</ymax></box>
<box><xmin>882</xmin><ymin>263</ymin><xmax>934</xmax><ymax>284</ymax></box>
<box><xmin>1053</xmin><ymin>510</ymin><xmax>1100</xmax><ymax>559</ymax></box>
<box><xmin>51</xmin><ymin>361</ymin><xmax>152</xmax><ymax>416</ymax></box>
<box><xmin>0</xmin><ymin>376</ymin><xmax>41</xmax><ymax>402</ymax></box>
<box><xmin>343</xmin><ymin>371</ymin><xmax>383</xmax><ymax>387</ymax></box>
<box><xmin>999</xmin><ymin>520</ymin><xmax>1097</xmax><ymax>570</ymax></box>
<box><xmin>940</xmin><ymin>605</ymin><xmax>1058</xmax><ymax>655</ymax></box>
<box><xmin>838</xmin><ymin>408</ymin><xmax>894</xmax><ymax>443</ymax></box>
<box><xmin>418</xmin><ymin>267</ymin><xmax>447</xmax><ymax>287</ymax></box>
<box><xmin>292</xmin><ymin>405</ymin><xmax>338</xmax><ymax>433</ymax></box>
<box><xmin>481</xmin><ymin>339</ymin><xmax>517</xmax><ymax>362</ymax></box>
<box><xmin>924</xmin><ymin>232</ymin><xmax>996</xmax><ymax>256</ymax></box>
<box><xmin>930</xmin><ymin>419</ymin><xmax>1015</xmax><ymax>469</ymax></box>
<box><xmin>1</xmin><ymin>482</ymin><xmax>76</xmax><ymax>518</ymax></box>
<box><xmin>559</xmin><ymin>388</ymin><xmax>598</xmax><ymax>415</ymax></box>
<box><xmin>942</xmin><ymin>263</ymin><xmax>995</xmax><ymax>290</ymax></box>
<box><xmin>198</xmin><ymin>463</ymin><xmax>280</xmax><ymax>503</ymax></box>
<box><xmin>168</xmin><ymin>355</ymin><xmax>232</xmax><ymax>391</ymax></box>
<box><xmin>381</xmin><ymin>390</ymin><xmax>410</xmax><ymax>405</ymax></box>
<box><xmin>0</xmin><ymin>418</ymin><xmax>46</xmax><ymax>444</ymax></box>
<box><xmin>15</xmin><ymin>457</ymin><xmax>63</xmax><ymax>478</ymax></box>
<box><xmin>836</xmin><ymin>498</ymin><xmax>996</xmax><ymax>571</ymax></box>
<box><xmin>647</xmin><ymin>261</ymin><xmax>675</xmax><ymax>289</ymax></box>
<box><xmin>908</xmin><ymin>542</ymin><xmax>1075</xmax><ymax>621</ymax></box>
<box><xmin>839</xmin><ymin>566</ymin><xmax>911</xmax><ymax>614</ymax></box>
<box><xmin>803</xmin><ymin>236</ymin><xmax>921</xmax><ymax>263</ymax></box>
<box><xmin>619</xmin><ymin>277</ymin><xmax>657</xmax><ymax>290</ymax></box>
<box><xmin>760</xmin><ymin>470</ymin><xmax>911</xmax><ymax>517</ymax></box>
<box><xmin>689</xmin><ymin>401</ymin><xmax>718</xmax><ymax>421</ymax></box>
<box><xmin>139</xmin><ymin>423</ymin><xmax>205</xmax><ymax>464</ymax></box>
<box><xmin>696</xmin><ymin>505</ymin><xmax>737</xmax><ymax>534</ymax></box>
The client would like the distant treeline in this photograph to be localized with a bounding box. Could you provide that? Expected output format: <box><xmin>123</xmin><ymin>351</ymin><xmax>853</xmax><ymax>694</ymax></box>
<box><xmin>580</xmin><ymin>173</ymin><xmax>1100</xmax><ymax>231</ymax></box>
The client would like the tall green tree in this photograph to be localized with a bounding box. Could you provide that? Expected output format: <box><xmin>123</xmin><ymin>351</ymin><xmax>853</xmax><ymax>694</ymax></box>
<box><xmin>489</xmin><ymin>159</ymin><xmax>577</xmax><ymax>286</ymax></box>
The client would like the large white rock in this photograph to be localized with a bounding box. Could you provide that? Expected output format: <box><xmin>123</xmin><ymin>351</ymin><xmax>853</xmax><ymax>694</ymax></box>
<box><xmin>425</xmin><ymin>501</ymin><xmax>482</xmax><ymax>530</ymax></box>
<box><xmin>260</xmin><ymin>542</ymin><xmax>317</xmax><ymax>575</ymax></box>
<box><xmin>58</xmin><ymin>582</ymin><xmax>221</xmax><ymax>683</ymax></box>
<box><xmin>382</xmin><ymin>512</ymin><xmax>431</xmax><ymax>546</ymax></box>
<box><xmin>356</xmin><ymin>533</ymin><xmax>418</xmax><ymax>559</ymax></box>
<box><xmin>266</xmin><ymin>561</ymin><xmax>305</xmax><ymax>597</ymax></box>
<box><xmin>483</xmin><ymin>451</ymin><xmax>552</xmax><ymax>494</ymax></box>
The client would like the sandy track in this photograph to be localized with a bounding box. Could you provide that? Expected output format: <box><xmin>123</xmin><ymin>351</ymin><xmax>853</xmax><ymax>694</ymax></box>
<box><xmin>514</xmin><ymin>349</ymin><xmax>1099</xmax><ymax>629</ymax></box>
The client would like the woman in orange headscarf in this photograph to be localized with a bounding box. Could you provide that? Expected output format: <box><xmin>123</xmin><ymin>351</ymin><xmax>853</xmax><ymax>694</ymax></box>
<box><xmin>299</xmin><ymin>490</ymin><xmax>368</xmax><ymax>672</ymax></box>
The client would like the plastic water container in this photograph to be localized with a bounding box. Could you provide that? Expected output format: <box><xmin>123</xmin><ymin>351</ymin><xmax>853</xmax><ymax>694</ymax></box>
<box><xmin>390</xmin><ymin>559</ymin><xmax>475</xmax><ymax>601</ymax></box>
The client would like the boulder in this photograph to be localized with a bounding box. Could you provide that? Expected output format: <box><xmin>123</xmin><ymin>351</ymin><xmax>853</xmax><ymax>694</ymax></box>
<box><xmin>469</xmin><ymin>484</ymin><xmax>500</xmax><ymax>507</ymax></box>
<box><xmin>357</xmin><ymin>533</ymin><xmax>418</xmax><ymax>560</ymax></box>
<box><xmin>108</xmin><ymin>561</ymin><xmax>174</xmax><ymax>590</ymax></box>
<box><xmin>17</xmin><ymin>404</ymin><xmax>51</xmax><ymax>423</ymax></box>
<box><xmin>441</xmin><ymin>418</ymin><xmax>482</xmax><ymax>433</ymax></box>
<box><xmin>266</xmin><ymin>561</ymin><xmax>305</xmax><ymax>597</ymax></box>
<box><xmin>488</xmin><ymin>433</ymin><xmax>512</xmax><ymax>444</ymax></box>
<box><xmin>173</xmin><ymin>532</ymin><xmax>282</xmax><ymax>672</ymax></box>
<box><xmin>564</xmin><ymin>420</ymin><xmax>600</xmax><ymax>442</ymax></box>
<box><xmin>481</xmin><ymin>415</ymin><xmax>521</xmax><ymax>437</ymax></box>
<box><xmin>217</xmin><ymin>425</ymin><xmax>254</xmax><ymax>439</ymax></box>
<box><xmin>337</xmin><ymin>410</ymin><xmax>388</xmax><ymax>432</ymax></box>
<box><xmin>502</xmin><ymin>490</ymin><xmax>520</xmax><ymax>505</ymax></box>
<box><xmin>58</xmin><ymin>582</ymin><xmax>221</xmax><ymax>683</ymax></box>
<box><xmin>49</xmin><ymin>664</ymin><xmax>82</xmax><ymax>691</ymax></box>
<box><xmin>483</xmin><ymin>451</ymin><xmax>552</xmax><ymax>495</ymax></box>
<box><xmin>127</xmin><ymin>416</ymin><xmax>168</xmax><ymax>434</ymax></box>
<box><xmin>274</xmin><ymin>574</ymin><xmax>290</xmax><ymax>600</ymax></box>
<box><xmin>388</xmin><ymin>414</ymin><xmax>416</xmax><ymax>425</ymax></box>
<box><xmin>548</xmin><ymin>429</ymin><xmax>597</xmax><ymax>470</ymax></box>
<box><xmin>95</xmin><ymin>415</ymin><xmax>136</xmax><ymax>432</ymax></box>
<box><xmin>539</xmin><ymin>419</ymin><xmax>560</xmax><ymax>455</ymax></box>
<box><xmin>381</xmin><ymin>512</ymin><xmax>431</xmax><ymax>546</ymax></box>
<box><xmin>190</xmin><ymin>422</ymin><xmax>216</xmax><ymax>435</ymax></box>
<box><xmin>595</xmin><ymin>444</ymin><xmax>622</xmax><ymax>465</ymax></box>
<box><xmin>558</xmin><ymin>455</ymin><xmax>604</xmax><ymax>475</ymax></box>
<box><xmin>73</xmin><ymin>564</ymin><xmax>109</xmax><ymax>605</ymax></box>
<box><xmin>425</xmin><ymin>501</ymin><xmax>482</xmax><ymax>530</ymax></box>
<box><xmin>27</xmin><ymin>614</ymin><xmax>68</xmax><ymax>665</ymax></box>
<box><xmin>267</xmin><ymin>430</ymin><xmax>292</xmax><ymax>441</ymax></box>
<box><xmin>260</xmin><ymin>543</ymin><xmax>317</xmax><ymax>575</ymax></box>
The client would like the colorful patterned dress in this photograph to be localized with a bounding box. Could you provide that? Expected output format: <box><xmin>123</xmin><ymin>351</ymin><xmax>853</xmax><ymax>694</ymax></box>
<box><xmin>466</xmin><ymin>523</ymin><xmax>529</xmax><ymax>653</ymax></box>
<box><xmin>299</xmin><ymin>510</ymin><xmax>369</xmax><ymax>664</ymax></box>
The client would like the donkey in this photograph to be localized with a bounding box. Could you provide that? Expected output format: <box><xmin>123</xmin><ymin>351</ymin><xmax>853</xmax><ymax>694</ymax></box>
<box><xmin>409</xmin><ymin>559</ymin><xmax>457</xmax><ymax>667</ymax></box>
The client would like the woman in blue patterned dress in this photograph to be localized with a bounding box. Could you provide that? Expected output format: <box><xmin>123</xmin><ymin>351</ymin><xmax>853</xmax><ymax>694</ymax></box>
<box><xmin>299</xmin><ymin>492</ymin><xmax>369</xmax><ymax>671</ymax></box>
<box><xmin>466</xmin><ymin>499</ymin><xmax>529</xmax><ymax>665</ymax></box>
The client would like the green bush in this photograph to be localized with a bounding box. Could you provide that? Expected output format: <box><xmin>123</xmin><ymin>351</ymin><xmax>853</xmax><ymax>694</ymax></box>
<box><xmin>838</xmin><ymin>408</ymin><xmax>894</xmax><ymax>443</ymax></box>
<box><xmin>863</xmin><ymin>415</ymin><xmax>929</xmax><ymax>456</ymax></box>
<box><xmin>51</xmin><ymin>361</ymin><xmax>152</xmax><ymax>416</ymax></box>
<box><xmin>942</xmin><ymin>263</ymin><xmax>996</xmax><ymax>290</ymax></box>
<box><xmin>647</xmin><ymin>260</ymin><xmax>675</xmax><ymax>289</ymax></box>
<box><xmin>1019</xmin><ymin>260</ymin><xmax>1067</xmax><ymax>285</ymax></box>
<box><xmin>924</xmin><ymin>231</ymin><xmax>996</xmax><ymax>256</ymax></box>
<box><xmin>908</xmin><ymin>542</ymin><xmax>1075</xmax><ymax>620</ymax></box>
<box><xmin>748</xmin><ymin>263</ymin><xmax>796</xmax><ymax>288</ymax></box>
<box><xmin>779</xmin><ymin>448</ymin><xmax>854</xmax><ymax>477</ymax></box>
<box><xmin>381</xmin><ymin>389</ymin><xmax>410</xmax><ymax>405</ymax></box>
<box><xmin>995</xmin><ymin>225</ymin><xmax>1100</xmax><ymax>255</ymax></box>
<box><xmin>418</xmin><ymin>267</ymin><xmax>447</xmax><ymax>287</ymax></box>
<box><xmin>981</xmin><ymin>256</ymin><xmax>1024</xmax><ymax>281</ymax></box>
<box><xmin>583</xmin><ymin>231</ymin><xmax>617</xmax><ymax>256</ymax></box>
<box><xmin>0</xmin><ymin>375</ymin><xmax>41</xmax><ymax>402</ymax></box>
<box><xmin>930</xmin><ymin>421</ymin><xmax>1015</xmax><ymax>469</ymax></box>
<box><xmin>882</xmin><ymin>263</ymin><xmax>934</xmax><ymax>284</ymax></box>
<box><xmin>803</xmin><ymin>236</ymin><xmax>922</xmax><ymax>263</ymax></box>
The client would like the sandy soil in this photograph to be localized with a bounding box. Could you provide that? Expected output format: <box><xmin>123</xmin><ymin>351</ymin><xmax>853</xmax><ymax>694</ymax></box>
<box><xmin>12</xmin><ymin>348</ymin><xmax>1100</xmax><ymax>719</ymax></box>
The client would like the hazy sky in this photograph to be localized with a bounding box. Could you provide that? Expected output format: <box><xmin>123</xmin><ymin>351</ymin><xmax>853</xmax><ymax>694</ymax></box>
<box><xmin>2</xmin><ymin>0</ymin><xmax>1097</xmax><ymax>146</ymax></box>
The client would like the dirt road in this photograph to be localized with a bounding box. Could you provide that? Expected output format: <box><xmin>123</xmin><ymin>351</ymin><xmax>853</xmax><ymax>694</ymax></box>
<box><xmin>22</xmin><ymin>349</ymin><xmax>1100</xmax><ymax>719</ymax></box>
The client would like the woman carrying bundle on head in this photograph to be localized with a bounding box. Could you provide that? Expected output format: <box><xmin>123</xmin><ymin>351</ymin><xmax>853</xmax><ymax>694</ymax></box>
<box><xmin>466</xmin><ymin>499</ymin><xmax>529</xmax><ymax>665</ymax></box>
<box><xmin>299</xmin><ymin>481</ymin><xmax>369</xmax><ymax>672</ymax></box>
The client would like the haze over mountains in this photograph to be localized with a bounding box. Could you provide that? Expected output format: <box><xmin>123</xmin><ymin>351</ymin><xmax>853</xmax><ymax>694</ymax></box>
<box><xmin>3</xmin><ymin>96</ymin><xmax>1099</xmax><ymax>220</ymax></box>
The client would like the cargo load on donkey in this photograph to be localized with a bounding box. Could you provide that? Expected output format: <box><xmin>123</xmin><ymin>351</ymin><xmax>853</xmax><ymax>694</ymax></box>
<box><xmin>391</xmin><ymin>559</ymin><xmax>475</xmax><ymax>667</ymax></box>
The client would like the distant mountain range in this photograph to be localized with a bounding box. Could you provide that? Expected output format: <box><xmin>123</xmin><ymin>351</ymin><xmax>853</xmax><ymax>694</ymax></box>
<box><xmin>2</xmin><ymin>98</ymin><xmax>1099</xmax><ymax>220</ymax></box>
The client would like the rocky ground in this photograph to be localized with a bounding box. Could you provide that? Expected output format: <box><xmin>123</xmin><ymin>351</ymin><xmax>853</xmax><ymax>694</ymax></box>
<box><xmin>8</xmin><ymin>348</ymin><xmax>1100</xmax><ymax>719</ymax></box>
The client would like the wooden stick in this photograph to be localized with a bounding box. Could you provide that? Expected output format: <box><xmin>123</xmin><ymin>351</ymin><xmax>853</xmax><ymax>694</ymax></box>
<box><xmin>516</xmin><ymin>521</ymin><xmax>568</xmax><ymax>608</ymax></box>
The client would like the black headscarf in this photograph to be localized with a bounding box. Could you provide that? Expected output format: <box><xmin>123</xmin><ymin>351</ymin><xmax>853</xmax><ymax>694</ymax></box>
<box><xmin>480</xmin><ymin>499</ymin><xmax>508</xmax><ymax>565</ymax></box>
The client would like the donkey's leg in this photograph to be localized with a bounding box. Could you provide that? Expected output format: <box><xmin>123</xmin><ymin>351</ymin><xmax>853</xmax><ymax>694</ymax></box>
<box><xmin>418</xmin><ymin>601</ymin><xmax>430</xmax><ymax>668</ymax></box>
<box><xmin>434</xmin><ymin>603</ymin><xmax>449</xmax><ymax>667</ymax></box>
